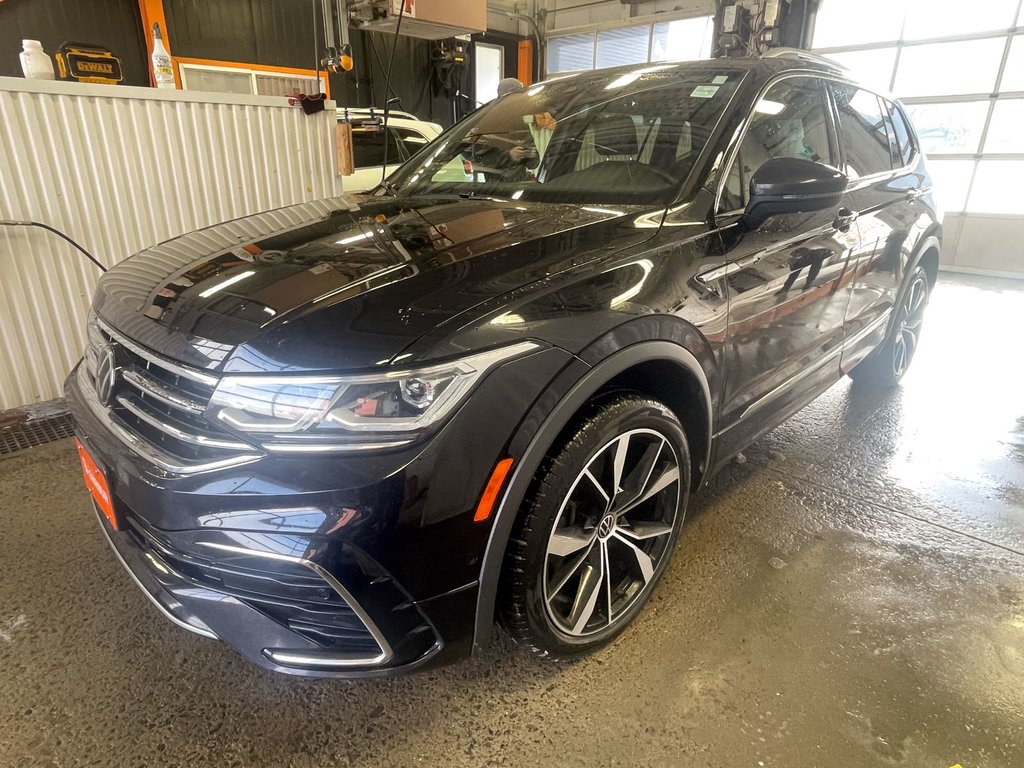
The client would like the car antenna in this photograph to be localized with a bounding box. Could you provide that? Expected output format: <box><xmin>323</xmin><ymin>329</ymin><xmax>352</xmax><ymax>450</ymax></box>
<box><xmin>379</xmin><ymin>1</ymin><xmax>408</xmax><ymax>188</ymax></box>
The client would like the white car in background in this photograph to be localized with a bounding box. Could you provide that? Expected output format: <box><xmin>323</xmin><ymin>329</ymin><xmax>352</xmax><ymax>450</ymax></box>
<box><xmin>338</xmin><ymin>109</ymin><xmax>443</xmax><ymax>192</ymax></box>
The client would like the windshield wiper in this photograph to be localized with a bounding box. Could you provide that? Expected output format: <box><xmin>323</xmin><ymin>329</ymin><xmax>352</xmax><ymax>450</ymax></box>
<box><xmin>376</xmin><ymin>179</ymin><xmax>400</xmax><ymax>197</ymax></box>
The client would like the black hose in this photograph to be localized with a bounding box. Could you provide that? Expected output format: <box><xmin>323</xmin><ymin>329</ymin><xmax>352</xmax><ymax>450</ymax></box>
<box><xmin>1</xmin><ymin>220</ymin><xmax>106</xmax><ymax>272</ymax></box>
<box><xmin>379</xmin><ymin>1</ymin><xmax>407</xmax><ymax>183</ymax></box>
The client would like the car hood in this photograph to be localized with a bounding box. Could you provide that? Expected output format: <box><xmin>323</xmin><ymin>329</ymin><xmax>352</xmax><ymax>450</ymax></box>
<box><xmin>93</xmin><ymin>195</ymin><xmax>662</xmax><ymax>373</ymax></box>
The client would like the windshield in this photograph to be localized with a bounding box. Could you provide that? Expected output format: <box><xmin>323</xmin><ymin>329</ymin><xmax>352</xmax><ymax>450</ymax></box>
<box><xmin>387</xmin><ymin>65</ymin><xmax>743</xmax><ymax>205</ymax></box>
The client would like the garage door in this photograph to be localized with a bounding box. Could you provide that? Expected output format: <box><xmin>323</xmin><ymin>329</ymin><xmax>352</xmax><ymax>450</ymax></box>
<box><xmin>813</xmin><ymin>0</ymin><xmax>1024</xmax><ymax>278</ymax></box>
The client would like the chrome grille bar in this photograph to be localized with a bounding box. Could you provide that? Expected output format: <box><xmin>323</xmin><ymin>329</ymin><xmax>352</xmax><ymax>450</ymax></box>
<box><xmin>77</xmin><ymin>365</ymin><xmax>261</xmax><ymax>474</ymax></box>
<box><xmin>115</xmin><ymin>394</ymin><xmax>251</xmax><ymax>451</ymax></box>
<box><xmin>96</xmin><ymin>318</ymin><xmax>218</xmax><ymax>387</ymax></box>
<box><xmin>121</xmin><ymin>368</ymin><xmax>206</xmax><ymax>415</ymax></box>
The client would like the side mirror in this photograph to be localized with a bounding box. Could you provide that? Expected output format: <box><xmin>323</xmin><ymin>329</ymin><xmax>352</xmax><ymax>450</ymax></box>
<box><xmin>743</xmin><ymin>157</ymin><xmax>848</xmax><ymax>228</ymax></box>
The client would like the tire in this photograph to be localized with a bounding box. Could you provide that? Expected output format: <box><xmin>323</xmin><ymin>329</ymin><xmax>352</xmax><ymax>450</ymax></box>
<box><xmin>849</xmin><ymin>264</ymin><xmax>930</xmax><ymax>388</ymax></box>
<box><xmin>498</xmin><ymin>394</ymin><xmax>691</xmax><ymax>660</ymax></box>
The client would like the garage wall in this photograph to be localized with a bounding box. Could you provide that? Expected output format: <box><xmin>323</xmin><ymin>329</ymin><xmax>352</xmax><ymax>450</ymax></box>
<box><xmin>164</xmin><ymin>0</ymin><xmax>473</xmax><ymax>126</ymax></box>
<box><xmin>0</xmin><ymin>77</ymin><xmax>341</xmax><ymax>410</ymax></box>
<box><xmin>812</xmin><ymin>0</ymin><xmax>1024</xmax><ymax>278</ymax></box>
<box><xmin>0</xmin><ymin>0</ymin><xmax>150</xmax><ymax>86</ymax></box>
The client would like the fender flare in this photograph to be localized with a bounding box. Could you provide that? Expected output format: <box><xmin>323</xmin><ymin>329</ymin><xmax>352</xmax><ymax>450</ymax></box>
<box><xmin>471</xmin><ymin>340</ymin><xmax>713</xmax><ymax>650</ymax></box>
<box><xmin>909</xmin><ymin>232</ymin><xmax>941</xmax><ymax>284</ymax></box>
<box><xmin>889</xmin><ymin>232</ymin><xmax>942</xmax><ymax>337</ymax></box>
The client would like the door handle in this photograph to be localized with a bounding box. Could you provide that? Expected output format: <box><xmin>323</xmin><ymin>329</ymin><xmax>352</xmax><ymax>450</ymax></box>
<box><xmin>696</xmin><ymin>251</ymin><xmax>767</xmax><ymax>284</ymax></box>
<box><xmin>834</xmin><ymin>207</ymin><xmax>858</xmax><ymax>231</ymax></box>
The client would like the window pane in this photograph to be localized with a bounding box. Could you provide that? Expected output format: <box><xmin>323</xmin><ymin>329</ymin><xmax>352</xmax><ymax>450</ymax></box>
<box><xmin>887</xmin><ymin>101</ymin><xmax>915</xmax><ymax>166</ymax></box>
<box><xmin>651</xmin><ymin>16</ymin><xmax>714</xmax><ymax>62</ymax></box>
<box><xmin>393</xmin><ymin>127</ymin><xmax>430</xmax><ymax>148</ymax></box>
<box><xmin>724</xmin><ymin>78</ymin><xmax>834</xmax><ymax>209</ymax></box>
<box><xmin>894</xmin><ymin>38</ymin><xmax>1004</xmax><ymax>97</ymax></box>
<box><xmin>928</xmin><ymin>159</ymin><xmax>974</xmax><ymax>211</ymax></box>
<box><xmin>904</xmin><ymin>101</ymin><xmax>989</xmax><ymax>155</ymax></box>
<box><xmin>351</xmin><ymin>129</ymin><xmax>400</xmax><ymax>168</ymax></box>
<box><xmin>878</xmin><ymin>102</ymin><xmax>900</xmax><ymax>167</ymax></box>
<box><xmin>548</xmin><ymin>34</ymin><xmax>595</xmax><ymax>73</ymax></box>
<box><xmin>596</xmin><ymin>26</ymin><xmax>649</xmax><ymax>69</ymax></box>
<box><xmin>999</xmin><ymin>36</ymin><xmax>1024</xmax><ymax>91</ymax></box>
<box><xmin>812</xmin><ymin>0</ymin><xmax>907</xmax><ymax>48</ymax></box>
<box><xmin>183</xmin><ymin>67</ymin><xmax>253</xmax><ymax>95</ymax></box>
<box><xmin>255</xmin><ymin>74</ymin><xmax>319</xmax><ymax>97</ymax></box>
<box><xmin>823</xmin><ymin>48</ymin><xmax>896</xmax><ymax>92</ymax></box>
<box><xmin>903</xmin><ymin>0</ymin><xmax>1018</xmax><ymax>40</ymax></box>
<box><xmin>985</xmin><ymin>99</ymin><xmax>1024</xmax><ymax>153</ymax></box>
<box><xmin>833</xmin><ymin>85</ymin><xmax>893</xmax><ymax>177</ymax></box>
<box><xmin>967</xmin><ymin>160</ymin><xmax>1024</xmax><ymax>213</ymax></box>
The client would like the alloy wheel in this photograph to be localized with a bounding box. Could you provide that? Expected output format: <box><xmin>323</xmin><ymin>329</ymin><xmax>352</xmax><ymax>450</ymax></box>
<box><xmin>893</xmin><ymin>273</ymin><xmax>928</xmax><ymax>377</ymax></box>
<box><xmin>542</xmin><ymin>428</ymin><xmax>681</xmax><ymax>637</ymax></box>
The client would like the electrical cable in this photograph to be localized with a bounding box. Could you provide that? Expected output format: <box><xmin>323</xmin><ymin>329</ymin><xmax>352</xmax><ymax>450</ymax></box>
<box><xmin>379</xmin><ymin>0</ymin><xmax>407</xmax><ymax>184</ymax></box>
<box><xmin>1</xmin><ymin>220</ymin><xmax>106</xmax><ymax>272</ymax></box>
<box><xmin>312</xmin><ymin>0</ymin><xmax>321</xmax><ymax>87</ymax></box>
<box><xmin>367</xmin><ymin>34</ymin><xmax>406</xmax><ymax>113</ymax></box>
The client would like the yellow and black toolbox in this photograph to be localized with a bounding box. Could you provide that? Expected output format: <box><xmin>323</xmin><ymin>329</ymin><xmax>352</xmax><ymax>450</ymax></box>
<box><xmin>55</xmin><ymin>42</ymin><xmax>123</xmax><ymax>84</ymax></box>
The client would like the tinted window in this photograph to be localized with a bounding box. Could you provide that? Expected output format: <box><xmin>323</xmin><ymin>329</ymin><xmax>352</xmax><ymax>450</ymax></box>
<box><xmin>393</xmin><ymin>127</ymin><xmax>430</xmax><ymax>149</ymax></box>
<box><xmin>388</xmin><ymin>67</ymin><xmax>742</xmax><ymax>205</ymax></box>
<box><xmin>722</xmin><ymin>77</ymin><xmax>835</xmax><ymax>210</ymax></box>
<box><xmin>833</xmin><ymin>85</ymin><xmax>894</xmax><ymax>178</ymax></box>
<box><xmin>351</xmin><ymin>128</ymin><xmax>403</xmax><ymax>168</ymax></box>
<box><xmin>886</xmin><ymin>100</ymin><xmax>915</xmax><ymax>166</ymax></box>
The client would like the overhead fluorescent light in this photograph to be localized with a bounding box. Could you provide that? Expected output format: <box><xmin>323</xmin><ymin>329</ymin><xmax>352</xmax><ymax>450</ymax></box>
<box><xmin>336</xmin><ymin>232</ymin><xmax>371</xmax><ymax>245</ymax></box>
<box><xmin>198</xmin><ymin>270</ymin><xmax>255</xmax><ymax>299</ymax></box>
<box><xmin>755</xmin><ymin>99</ymin><xmax>786</xmax><ymax>115</ymax></box>
<box><xmin>605</xmin><ymin>72</ymin><xmax>641</xmax><ymax>90</ymax></box>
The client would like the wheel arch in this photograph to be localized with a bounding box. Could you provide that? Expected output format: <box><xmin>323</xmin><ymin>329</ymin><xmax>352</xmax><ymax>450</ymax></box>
<box><xmin>910</xmin><ymin>224</ymin><xmax>942</xmax><ymax>289</ymax></box>
<box><xmin>472</xmin><ymin>337</ymin><xmax>715</xmax><ymax>651</ymax></box>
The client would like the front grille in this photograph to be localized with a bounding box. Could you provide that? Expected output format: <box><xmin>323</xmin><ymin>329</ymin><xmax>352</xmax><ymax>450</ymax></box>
<box><xmin>122</xmin><ymin>511</ymin><xmax>382</xmax><ymax>655</ymax></box>
<box><xmin>84</xmin><ymin>321</ymin><xmax>257</xmax><ymax>470</ymax></box>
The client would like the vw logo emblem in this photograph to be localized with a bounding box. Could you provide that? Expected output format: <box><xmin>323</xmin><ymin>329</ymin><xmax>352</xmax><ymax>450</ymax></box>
<box><xmin>94</xmin><ymin>344</ymin><xmax>119</xmax><ymax>406</ymax></box>
<box><xmin>597</xmin><ymin>513</ymin><xmax>616</xmax><ymax>539</ymax></box>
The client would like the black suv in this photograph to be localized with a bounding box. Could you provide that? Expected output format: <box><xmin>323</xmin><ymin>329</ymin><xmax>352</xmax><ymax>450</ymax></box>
<box><xmin>67</xmin><ymin>51</ymin><xmax>940</xmax><ymax>677</ymax></box>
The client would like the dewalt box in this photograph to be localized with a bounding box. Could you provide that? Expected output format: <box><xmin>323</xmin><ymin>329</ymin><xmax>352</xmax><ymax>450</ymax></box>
<box><xmin>55</xmin><ymin>42</ymin><xmax>123</xmax><ymax>84</ymax></box>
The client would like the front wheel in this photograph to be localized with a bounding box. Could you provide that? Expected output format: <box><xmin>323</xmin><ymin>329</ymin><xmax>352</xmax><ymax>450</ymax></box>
<box><xmin>850</xmin><ymin>265</ymin><xmax>930</xmax><ymax>387</ymax></box>
<box><xmin>498</xmin><ymin>395</ymin><xmax>690</xmax><ymax>659</ymax></box>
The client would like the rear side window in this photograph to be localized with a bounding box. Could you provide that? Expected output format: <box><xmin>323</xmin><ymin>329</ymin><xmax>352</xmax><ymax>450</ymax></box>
<box><xmin>832</xmin><ymin>84</ymin><xmax>894</xmax><ymax>178</ymax></box>
<box><xmin>722</xmin><ymin>76</ymin><xmax>835</xmax><ymax>210</ymax></box>
<box><xmin>886</xmin><ymin>100</ymin><xmax>915</xmax><ymax>167</ymax></box>
<box><xmin>392</xmin><ymin>127</ymin><xmax>430</xmax><ymax>155</ymax></box>
<box><xmin>351</xmin><ymin>128</ymin><xmax>404</xmax><ymax>168</ymax></box>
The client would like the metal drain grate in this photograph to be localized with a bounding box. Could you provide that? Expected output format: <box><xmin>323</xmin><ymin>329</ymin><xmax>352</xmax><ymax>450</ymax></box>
<box><xmin>0</xmin><ymin>412</ymin><xmax>75</xmax><ymax>454</ymax></box>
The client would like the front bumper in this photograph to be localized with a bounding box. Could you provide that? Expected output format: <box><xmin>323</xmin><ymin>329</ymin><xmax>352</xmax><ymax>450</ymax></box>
<box><xmin>90</xmin><ymin>499</ymin><xmax>452</xmax><ymax>677</ymax></box>
<box><xmin>66</xmin><ymin>341</ymin><xmax>573</xmax><ymax>677</ymax></box>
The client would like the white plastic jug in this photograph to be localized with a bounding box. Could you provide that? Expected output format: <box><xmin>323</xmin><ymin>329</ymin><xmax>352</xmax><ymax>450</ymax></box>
<box><xmin>20</xmin><ymin>40</ymin><xmax>56</xmax><ymax>80</ymax></box>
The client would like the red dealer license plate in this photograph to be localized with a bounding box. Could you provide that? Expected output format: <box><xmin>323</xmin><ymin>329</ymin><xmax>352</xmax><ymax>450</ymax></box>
<box><xmin>75</xmin><ymin>438</ymin><xmax>117</xmax><ymax>530</ymax></box>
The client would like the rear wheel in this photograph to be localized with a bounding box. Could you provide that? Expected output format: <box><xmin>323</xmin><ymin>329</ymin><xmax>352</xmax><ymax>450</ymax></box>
<box><xmin>850</xmin><ymin>265</ymin><xmax>930</xmax><ymax>387</ymax></box>
<box><xmin>498</xmin><ymin>395</ymin><xmax>690</xmax><ymax>659</ymax></box>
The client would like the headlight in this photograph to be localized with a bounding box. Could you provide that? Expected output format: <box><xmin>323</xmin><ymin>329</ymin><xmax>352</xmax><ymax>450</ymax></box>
<box><xmin>206</xmin><ymin>341</ymin><xmax>540</xmax><ymax>452</ymax></box>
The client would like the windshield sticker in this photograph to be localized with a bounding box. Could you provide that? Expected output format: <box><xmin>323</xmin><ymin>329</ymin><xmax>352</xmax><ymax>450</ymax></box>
<box><xmin>691</xmin><ymin>84</ymin><xmax>720</xmax><ymax>98</ymax></box>
<box><xmin>712</xmin><ymin>75</ymin><xmax>729</xmax><ymax>84</ymax></box>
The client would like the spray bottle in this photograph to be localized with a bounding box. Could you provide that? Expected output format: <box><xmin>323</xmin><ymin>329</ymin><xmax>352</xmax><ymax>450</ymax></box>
<box><xmin>151</xmin><ymin>23</ymin><xmax>176</xmax><ymax>89</ymax></box>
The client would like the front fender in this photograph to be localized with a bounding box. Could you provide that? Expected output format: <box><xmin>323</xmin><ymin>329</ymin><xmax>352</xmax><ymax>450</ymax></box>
<box><xmin>471</xmin><ymin>332</ymin><xmax>715</xmax><ymax>652</ymax></box>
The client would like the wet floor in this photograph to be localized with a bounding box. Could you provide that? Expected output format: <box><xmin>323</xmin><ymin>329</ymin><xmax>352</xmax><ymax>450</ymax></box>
<box><xmin>1</xmin><ymin>273</ymin><xmax>1022</xmax><ymax>767</ymax></box>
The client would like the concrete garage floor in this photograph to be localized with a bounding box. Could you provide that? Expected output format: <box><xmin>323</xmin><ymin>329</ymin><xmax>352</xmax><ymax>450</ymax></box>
<box><xmin>1</xmin><ymin>273</ymin><xmax>1022</xmax><ymax>768</ymax></box>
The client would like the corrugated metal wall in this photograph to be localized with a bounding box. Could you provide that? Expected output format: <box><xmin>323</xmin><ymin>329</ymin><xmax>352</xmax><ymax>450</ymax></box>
<box><xmin>0</xmin><ymin>77</ymin><xmax>342</xmax><ymax>410</ymax></box>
